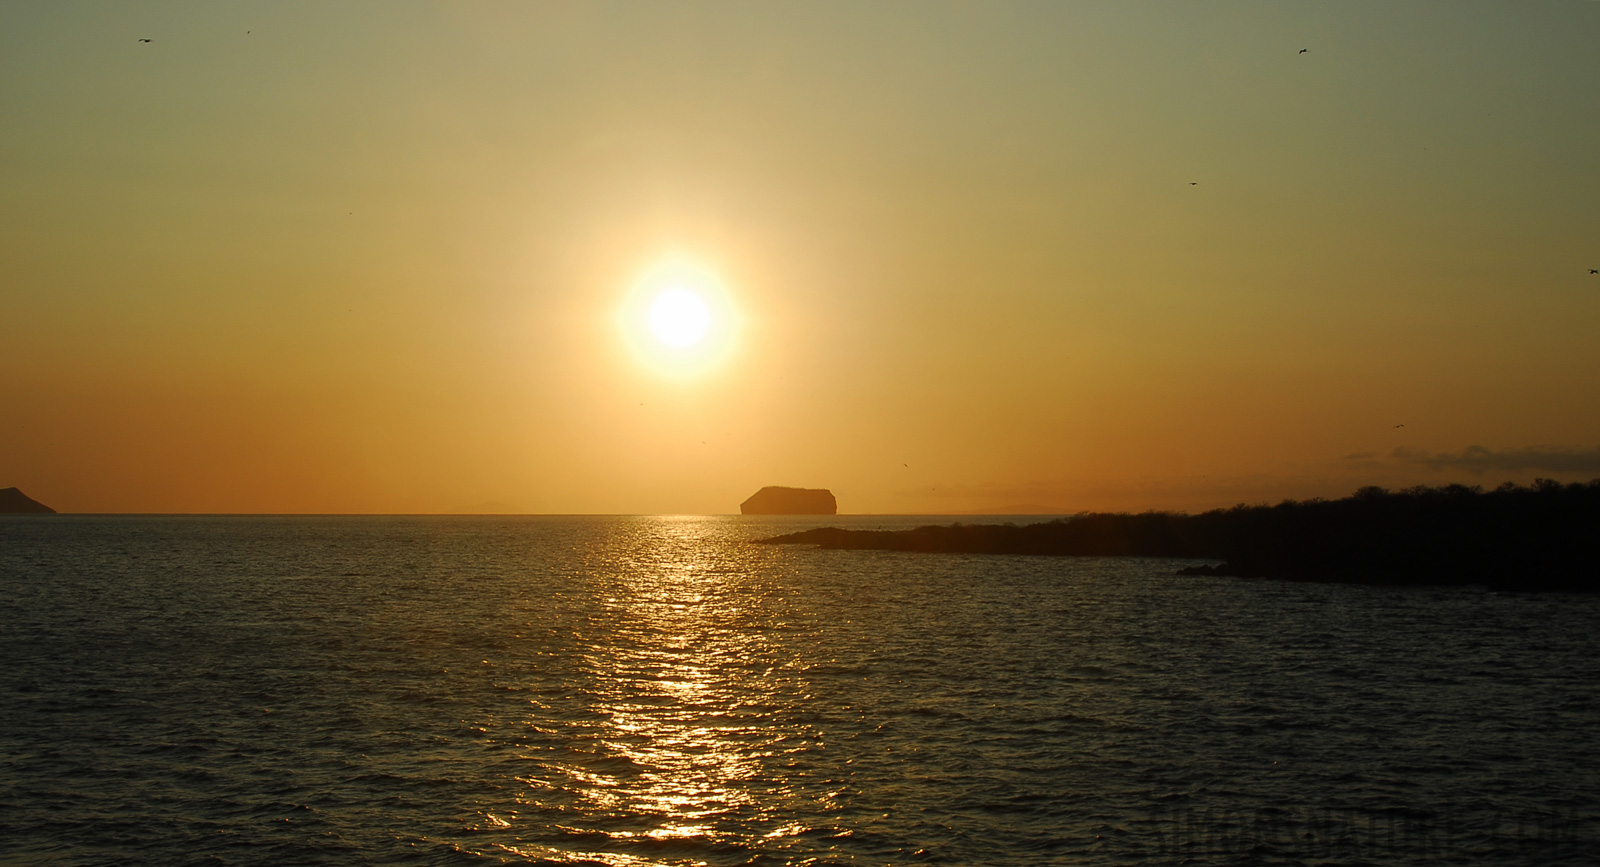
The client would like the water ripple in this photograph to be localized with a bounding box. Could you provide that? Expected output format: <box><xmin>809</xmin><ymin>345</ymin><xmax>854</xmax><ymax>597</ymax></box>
<box><xmin>1</xmin><ymin>515</ymin><xmax>1597</xmax><ymax>864</ymax></box>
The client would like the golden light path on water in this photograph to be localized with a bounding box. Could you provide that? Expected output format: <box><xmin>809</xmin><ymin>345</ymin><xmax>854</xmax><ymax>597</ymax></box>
<box><xmin>7</xmin><ymin>517</ymin><xmax>1600</xmax><ymax>864</ymax></box>
<box><xmin>504</xmin><ymin>517</ymin><xmax>832</xmax><ymax>865</ymax></box>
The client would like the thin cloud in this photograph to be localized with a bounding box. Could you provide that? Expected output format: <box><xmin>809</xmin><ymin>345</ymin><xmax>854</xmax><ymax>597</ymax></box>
<box><xmin>1393</xmin><ymin>445</ymin><xmax>1600</xmax><ymax>475</ymax></box>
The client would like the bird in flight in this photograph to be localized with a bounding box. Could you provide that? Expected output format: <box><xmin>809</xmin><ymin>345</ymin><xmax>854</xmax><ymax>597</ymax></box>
<box><xmin>1189</xmin><ymin>182</ymin><xmax>1198</xmax><ymax>186</ymax></box>
<box><xmin>1299</xmin><ymin>48</ymin><xmax>1308</xmax><ymax>54</ymax></box>
<box><xmin>137</xmin><ymin>38</ymin><xmax>152</xmax><ymax>43</ymax></box>
<box><xmin>1589</xmin><ymin>269</ymin><xmax>1598</xmax><ymax>275</ymax></box>
<box><xmin>1394</xmin><ymin>424</ymin><xmax>1405</xmax><ymax>429</ymax></box>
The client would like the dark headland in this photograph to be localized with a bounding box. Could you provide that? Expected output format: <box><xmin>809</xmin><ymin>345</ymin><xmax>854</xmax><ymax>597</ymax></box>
<box><xmin>741</xmin><ymin>486</ymin><xmax>837</xmax><ymax>515</ymax></box>
<box><xmin>0</xmin><ymin>487</ymin><xmax>56</xmax><ymax>514</ymax></box>
<box><xmin>759</xmin><ymin>480</ymin><xmax>1600</xmax><ymax>592</ymax></box>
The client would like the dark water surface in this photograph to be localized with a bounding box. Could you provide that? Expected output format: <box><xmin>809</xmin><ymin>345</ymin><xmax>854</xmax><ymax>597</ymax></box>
<box><xmin>2</xmin><ymin>516</ymin><xmax>1596</xmax><ymax>865</ymax></box>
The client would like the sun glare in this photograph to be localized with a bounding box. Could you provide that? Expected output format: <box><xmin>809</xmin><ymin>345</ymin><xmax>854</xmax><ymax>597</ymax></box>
<box><xmin>621</xmin><ymin>259</ymin><xmax>739</xmax><ymax>379</ymax></box>
<box><xmin>649</xmin><ymin>287</ymin><xmax>711</xmax><ymax>348</ymax></box>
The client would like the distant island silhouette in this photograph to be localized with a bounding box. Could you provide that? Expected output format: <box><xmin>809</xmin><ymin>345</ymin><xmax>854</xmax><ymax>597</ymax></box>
<box><xmin>741</xmin><ymin>486</ymin><xmax>837</xmax><ymax>515</ymax></box>
<box><xmin>759</xmin><ymin>480</ymin><xmax>1600</xmax><ymax>592</ymax></box>
<box><xmin>963</xmin><ymin>503</ymin><xmax>1075</xmax><ymax>515</ymax></box>
<box><xmin>0</xmin><ymin>487</ymin><xmax>56</xmax><ymax>514</ymax></box>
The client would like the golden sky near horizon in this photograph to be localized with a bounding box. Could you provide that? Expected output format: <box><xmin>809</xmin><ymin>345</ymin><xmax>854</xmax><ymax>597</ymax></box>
<box><xmin>3</xmin><ymin>2</ymin><xmax>1599</xmax><ymax>514</ymax></box>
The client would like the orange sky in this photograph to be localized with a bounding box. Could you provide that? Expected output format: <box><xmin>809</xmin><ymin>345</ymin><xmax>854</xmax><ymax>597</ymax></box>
<box><xmin>3</xmin><ymin>2</ymin><xmax>1599</xmax><ymax>514</ymax></box>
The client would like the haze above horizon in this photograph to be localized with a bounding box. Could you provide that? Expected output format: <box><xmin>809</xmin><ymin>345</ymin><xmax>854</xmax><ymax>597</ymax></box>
<box><xmin>3</xmin><ymin>2</ymin><xmax>1598</xmax><ymax>515</ymax></box>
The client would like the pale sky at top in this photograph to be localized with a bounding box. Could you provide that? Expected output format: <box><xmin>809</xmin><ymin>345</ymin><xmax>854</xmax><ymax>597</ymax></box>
<box><xmin>3</xmin><ymin>1</ymin><xmax>1598</xmax><ymax>514</ymax></box>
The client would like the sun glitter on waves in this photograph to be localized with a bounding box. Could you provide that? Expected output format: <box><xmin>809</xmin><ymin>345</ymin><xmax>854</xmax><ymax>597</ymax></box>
<box><xmin>619</xmin><ymin>258</ymin><xmax>740</xmax><ymax>379</ymax></box>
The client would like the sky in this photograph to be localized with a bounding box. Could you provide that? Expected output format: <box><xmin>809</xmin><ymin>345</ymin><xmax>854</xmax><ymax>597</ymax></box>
<box><xmin>3</xmin><ymin>1</ymin><xmax>1599</xmax><ymax>515</ymax></box>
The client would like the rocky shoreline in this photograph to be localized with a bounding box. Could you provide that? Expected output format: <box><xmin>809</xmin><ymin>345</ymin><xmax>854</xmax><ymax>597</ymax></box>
<box><xmin>759</xmin><ymin>480</ymin><xmax>1600</xmax><ymax>592</ymax></box>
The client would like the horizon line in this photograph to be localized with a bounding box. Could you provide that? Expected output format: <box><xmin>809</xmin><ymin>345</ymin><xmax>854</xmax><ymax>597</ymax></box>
<box><xmin>5</xmin><ymin>511</ymin><xmax>1075</xmax><ymax>518</ymax></box>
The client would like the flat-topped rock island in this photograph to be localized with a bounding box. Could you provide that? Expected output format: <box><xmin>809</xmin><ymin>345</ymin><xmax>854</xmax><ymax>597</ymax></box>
<box><xmin>740</xmin><ymin>486</ymin><xmax>837</xmax><ymax>515</ymax></box>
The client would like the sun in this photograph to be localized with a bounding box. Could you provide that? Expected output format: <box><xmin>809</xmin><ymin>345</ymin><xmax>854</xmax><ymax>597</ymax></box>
<box><xmin>620</xmin><ymin>258</ymin><xmax>739</xmax><ymax>378</ymax></box>
<box><xmin>649</xmin><ymin>286</ymin><xmax>711</xmax><ymax>348</ymax></box>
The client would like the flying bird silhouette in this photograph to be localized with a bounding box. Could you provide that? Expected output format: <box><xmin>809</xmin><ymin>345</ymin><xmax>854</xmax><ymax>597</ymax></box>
<box><xmin>1589</xmin><ymin>269</ymin><xmax>1598</xmax><ymax>275</ymax></box>
<box><xmin>1299</xmin><ymin>49</ymin><xmax>1308</xmax><ymax>54</ymax></box>
<box><xmin>1189</xmin><ymin>182</ymin><xmax>1198</xmax><ymax>186</ymax></box>
<box><xmin>137</xmin><ymin>38</ymin><xmax>152</xmax><ymax>43</ymax></box>
<box><xmin>1394</xmin><ymin>424</ymin><xmax>1405</xmax><ymax>428</ymax></box>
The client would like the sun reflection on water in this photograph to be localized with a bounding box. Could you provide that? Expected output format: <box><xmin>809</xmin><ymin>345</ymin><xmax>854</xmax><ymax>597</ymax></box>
<box><xmin>517</xmin><ymin>517</ymin><xmax>826</xmax><ymax>864</ymax></box>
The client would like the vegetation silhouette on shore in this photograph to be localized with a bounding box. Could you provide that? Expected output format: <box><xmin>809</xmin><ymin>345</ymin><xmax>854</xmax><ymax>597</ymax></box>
<box><xmin>759</xmin><ymin>480</ymin><xmax>1600</xmax><ymax>592</ymax></box>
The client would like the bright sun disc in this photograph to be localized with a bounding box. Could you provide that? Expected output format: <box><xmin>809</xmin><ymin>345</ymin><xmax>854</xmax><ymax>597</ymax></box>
<box><xmin>649</xmin><ymin>287</ymin><xmax>711</xmax><ymax>348</ymax></box>
<box><xmin>619</xmin><ymin>258</ymin><xmax>740</xmax><ymax>379</ymax></box>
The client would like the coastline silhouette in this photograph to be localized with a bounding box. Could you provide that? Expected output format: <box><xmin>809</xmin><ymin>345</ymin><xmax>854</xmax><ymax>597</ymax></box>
<box><xmin>760</xmin><ymin>480</ymin><xmax>1600</xmax><ymax>592</ymax></box>
<box><xmin>0</xmin><ymin>487</ymin><xmax>55</xmax><ymax>514</ymax></box>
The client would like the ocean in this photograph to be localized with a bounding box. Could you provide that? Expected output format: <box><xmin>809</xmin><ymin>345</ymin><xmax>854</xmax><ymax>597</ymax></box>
<box><xmin>2</xmin><ymin>515</ymin><xmax>1595</xmax><ymax>865</ymax></box>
